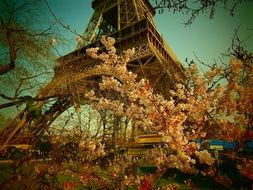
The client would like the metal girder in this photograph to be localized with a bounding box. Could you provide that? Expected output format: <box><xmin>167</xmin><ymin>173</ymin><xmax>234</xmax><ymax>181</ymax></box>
<box><xmin>0</xmin><ymin>99</ymin><xmax>69</xmax><ymax>147</ymax></box>
<box><xmin>0</xmin><ymin>0</ymin><xmax>187</xmax><ymax>147</ymax></box>
<box><xmin>80</xmin><ymin>0</ymin><xmax>155</xmax><ymax>47</ymax></box>
<box><xmin>131</xmin><ymin>44</ymin><xmax>153</xmax><ymax>61</ymax></box>
<box><xmin>119</xmin><ymin>0</ymin><xmax>153</xmax><ymax>29</ymax></box>
<box><xmin>78</xmin><ymin>5</ymin><xmax>105</xmax><ymax>47</ymax></box>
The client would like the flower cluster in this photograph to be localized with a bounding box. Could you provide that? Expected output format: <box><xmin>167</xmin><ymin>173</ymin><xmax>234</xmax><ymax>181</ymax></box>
<box><xmin>36</xmin><ymin>36</ymin><xmax>253</xmax><ymax>189</ymax></box>
<box><xmin>195</xmin><ymin>150</ymin><xmax>215</xmax><ymax>165</ymax></box>
<box><xmin>83</xmin><ymin>36</ymin><xmax>217</xmax><ymax>175</ymax></box>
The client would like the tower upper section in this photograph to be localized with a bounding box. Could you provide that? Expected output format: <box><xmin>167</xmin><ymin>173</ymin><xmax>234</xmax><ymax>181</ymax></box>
<box><xmin>56</xmin><ymin>0</ymin><xmax>186</xmax><ymax>96</ymax></box>
<box><xmin>92</xmin><ymin>0</ymin><xmax>155</xmax><ymax>30</ymax></box>
<box><xmin>78</xmin><ymin>0</ymin><xmax>157</xmax><ymax>47</ymax></box>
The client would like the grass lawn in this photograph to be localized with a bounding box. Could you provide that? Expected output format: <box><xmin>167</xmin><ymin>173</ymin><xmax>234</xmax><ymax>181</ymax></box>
<box><xmin>1</xmin><ymin>162</ymin><xmax>252</xmax><ymax>189</ymax></box>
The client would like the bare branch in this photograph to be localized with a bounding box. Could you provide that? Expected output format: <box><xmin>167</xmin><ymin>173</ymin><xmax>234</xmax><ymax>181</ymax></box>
<box><xmin>0</xmin><ymin>28</ymin><xmax>20</xmax><ymax>75</ymax></box>
<box><xmin>0</xmin><ymin>94</ymin><xmax>57</xmax><ymax>110</ymax></box>
<box><xmin>152</xmin><ymin>0</ymin><xmax>240</xmax><ymax>25</ymax></box>
<box><xmin>0</xmin><ymin>93</ymin><xmax>14</xmax><ymax>101</ymax></box>
<box><xmin>0</xmin><ymin>0</ymin><xmax>58</xmax><ymax>75</ymax></box>
<box><xmin>44</xmin><ymin>0</ymin><xmax>82</xmax><ymax>37</ymax></box>
<box><xmin>14</xmin><ymin>71</ymin><xmax>52</xmax><ymax>98</ymax></box>
<box><xmin>222</xmin><ymin>26</ymin><xmax>253</xmax><ymax>63</ymax></box>
<box><xmin>193</xmin><ymin>51</ymin><xmax>213</xmax><ymax>69</ymax></box>
<box><xmin>0</xmin><ymin>99</ymin><xmax>24</xmax><ymax>109</ymax></box>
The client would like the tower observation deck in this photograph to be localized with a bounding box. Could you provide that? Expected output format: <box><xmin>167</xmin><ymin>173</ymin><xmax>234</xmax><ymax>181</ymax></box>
<box><xmin>55</xmin><ymin>0</ymin><xmax>186</xmax><ymax>98</ymax></box>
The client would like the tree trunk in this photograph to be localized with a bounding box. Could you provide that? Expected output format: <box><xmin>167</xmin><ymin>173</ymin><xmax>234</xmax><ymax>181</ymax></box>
<box><xmin>0</xmin><ymin>28</ymin><xmax>18</xmax><ymax>75</ymax></box>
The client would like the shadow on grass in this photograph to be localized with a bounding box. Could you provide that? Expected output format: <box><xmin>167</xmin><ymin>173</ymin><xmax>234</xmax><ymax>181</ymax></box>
<box><xmin>138</xmin><ymin>166</ymin><xmax>252</xmax><ymax>190</ymax></box>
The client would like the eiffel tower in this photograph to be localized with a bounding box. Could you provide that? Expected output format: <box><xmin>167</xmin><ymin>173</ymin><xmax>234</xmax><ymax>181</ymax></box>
<box><xmin>0</xmin><ymin>0</ymin><xmax>186</xmax><ymax>149</ymax></box>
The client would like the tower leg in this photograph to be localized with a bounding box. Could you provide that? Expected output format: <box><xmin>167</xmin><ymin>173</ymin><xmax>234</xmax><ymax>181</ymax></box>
<box><xmin>112</xmin><ymin>116</ymin><xmax>120</xmax><ymax>152</ymax></box>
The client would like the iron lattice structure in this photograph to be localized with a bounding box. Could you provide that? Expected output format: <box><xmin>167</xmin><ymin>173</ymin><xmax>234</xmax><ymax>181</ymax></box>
<box><xmin>0</xmin><ymin>0</ymin><xmax>186</xmax><ymax>148</ymax></box>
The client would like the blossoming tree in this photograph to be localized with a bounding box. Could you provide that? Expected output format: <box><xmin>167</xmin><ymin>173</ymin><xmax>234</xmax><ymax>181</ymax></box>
<box><xmin>1</xmin><ymin>36</ymin><xmax>252</xmax><ymax>189</ymax></box>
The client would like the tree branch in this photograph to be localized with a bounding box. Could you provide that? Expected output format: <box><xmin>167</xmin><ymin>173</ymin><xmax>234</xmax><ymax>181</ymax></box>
<box><xmin>0</xmin><ymin>94</ymin><xmax>56</xmax><ymax>110</ymax></box>
<box><xmin>44</xmin><ymin>0</ymin><xmax>82</xmax><ymax>37</ymax></box>
<box><xmin>0</xmin><ymin>28</ymin><xmax>19</xmax><ymax>75</ymax></box>
<box><xmin>0</xmin><ymin>99</ymin><xmax>24</xmax><ymax>109</ymax></box>
<box><xmin>152</xmin><ymin>0</ymin><xmax>240</xmax><ymax>25</ymax></box>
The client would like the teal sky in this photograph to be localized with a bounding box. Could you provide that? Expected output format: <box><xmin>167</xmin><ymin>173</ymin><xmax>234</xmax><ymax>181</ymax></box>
<box><xmin>47</xmin><ymin>0</ymin><xmax>253</xmax><ymax>67</ymax></box>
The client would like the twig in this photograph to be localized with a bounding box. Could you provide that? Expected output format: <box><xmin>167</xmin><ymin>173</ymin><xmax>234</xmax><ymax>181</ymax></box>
<box><xmin>44</xmin><ymin>0</ymin><xmax>82</xmax><ymax>37</ymax></box>
<box><xmin>193</xmin><ymin>51</ymin><xmax>213</xmax><ymax>69</ymax></box>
